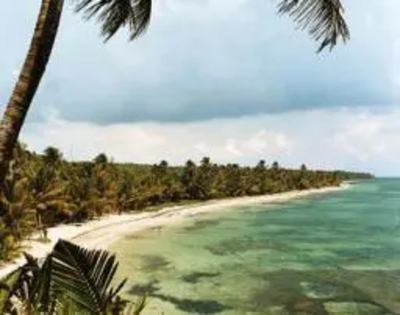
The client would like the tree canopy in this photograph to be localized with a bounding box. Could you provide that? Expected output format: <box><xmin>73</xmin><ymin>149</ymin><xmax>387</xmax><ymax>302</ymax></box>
<box><xmin>0</xmin><ymin>144</ymin><xmax>372</xmax><ymax>261</ymax></box>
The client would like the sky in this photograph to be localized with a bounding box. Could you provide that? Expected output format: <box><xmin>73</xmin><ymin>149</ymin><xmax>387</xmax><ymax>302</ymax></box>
<box><xmin>1</xmin><ymin>1</ymin><xmax>400</xmax><ymax>176</ymax></box>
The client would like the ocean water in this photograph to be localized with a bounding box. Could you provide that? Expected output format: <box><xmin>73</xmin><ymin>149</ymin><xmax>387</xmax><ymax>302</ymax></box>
<box><xmin>109</xmin><ymin>179</ymin><xmax>400</xmax><ymax>314</ymax></box>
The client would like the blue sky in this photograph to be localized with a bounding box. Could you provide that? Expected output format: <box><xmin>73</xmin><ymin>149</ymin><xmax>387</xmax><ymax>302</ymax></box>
<box><xmin>2</xmin><ymin>1</ymin><xmax>400</xmax><ymax>175</ymax></box>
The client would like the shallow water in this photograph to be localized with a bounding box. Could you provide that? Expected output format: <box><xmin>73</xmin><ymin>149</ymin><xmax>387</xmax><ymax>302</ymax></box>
<box><xmin>109</xmin><ymin>179</ymin><xmax>400</xmax><ymax>314</ymax></box>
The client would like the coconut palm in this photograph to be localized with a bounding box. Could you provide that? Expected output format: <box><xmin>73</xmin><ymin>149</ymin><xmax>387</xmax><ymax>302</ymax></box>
<box><xmin>43</xmin><ymin>147</ymin><xmax>63</xmax><ymax>165</ymax></box>
<box><xmin>0</xmin><ymin>0</ymin><xmax>152</xmax><ymax>186</ymax></box>
<box><xmin>94</xmin><ymin>153</ymin><xmax>109</xmax><ymax>165</ymax></box>
<box><xmin>0</xmin><ymin>239</ymin><xmax>146</xmax><ymax>314</ymax></box>
<box><xmin>0</xmin><ymin>161</ymin><xmax>34</xmax><ymax>241</ymax></box>
<box><xmin>25</xmin><ymin>162</ymin><xmax>68</xmax><ymax>240</ymax></box>
<box><xmin>0</xmin><ymin>0</ymin><xmax>349</xmax><ymax>186</ymax></box>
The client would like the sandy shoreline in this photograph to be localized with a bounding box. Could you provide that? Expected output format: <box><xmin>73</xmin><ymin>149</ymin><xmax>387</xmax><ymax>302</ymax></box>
<box><xmin>0</xmin><ymin>184</ymin><xmax>348</xmax><ymax>279</ymax></box>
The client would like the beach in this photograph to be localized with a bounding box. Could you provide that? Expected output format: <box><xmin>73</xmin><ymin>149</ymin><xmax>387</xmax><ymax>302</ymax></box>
<box><xmin>0</xmin><ymin>185</ymin><xmax>346</xmax><ymax>280</ymax></box>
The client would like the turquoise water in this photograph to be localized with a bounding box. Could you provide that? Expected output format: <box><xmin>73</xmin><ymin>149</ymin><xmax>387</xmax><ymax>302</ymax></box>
<box><xmin>110</xmin><ymin>180</ymin><xmax>400</xmax><ymax>314</ymax></box>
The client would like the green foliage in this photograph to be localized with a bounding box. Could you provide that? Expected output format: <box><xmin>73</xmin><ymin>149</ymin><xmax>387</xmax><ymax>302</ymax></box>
<box><xmin>50</xmin><ymin>239</ymin><xmax>127</xmax><ymax>313</ymax></box>
<box><xmin>0</xmin><ymin>240</ymin><xmax>145</xmax><ymax>315</ymax></box>
<box><xmin>43</xmin><ymin>146</ymin><xmax>63</xmax><ymax>165</ymax></box>
<box><xmin>0</xmin><ymin>144</ymin><xmax>373</xmax><ymax>261</ymax></box>
<box><xmin>278</xmin><ymin>0</ymin><xmax>350</xmax><ymax>52</ymax></box>
<box><xmin>73</xmin><ymin>0</ymin><xmax>349</xmax><ymax>51</ymax></box>
<box><xmin>74</xmin><ymin>0</ymin><xmax>152</xmax><ymax>41</ymax></box>
<box><xmin>93</xmin><ymin>153</ymin><xmax>109</xmax><ymax>165</ymax></box>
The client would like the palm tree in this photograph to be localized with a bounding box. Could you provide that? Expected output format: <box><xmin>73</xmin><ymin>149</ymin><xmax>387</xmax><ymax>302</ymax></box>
<box><xmin>0</xmin><ymin>162</ymin><xmax>34</xmax><ymax>242</ymax></box>
<box><xmin>43</xmin><ymin>146</ymin><xmax>63</xmax><ymax>165</ymax></box>
<box><xmin>0</xmin><ymin>0</ymin><xmax>152</xmax><ymax>186</ymax></box>
<box><xmin>25</xmin><ymin>162</ymin><xmax>68</xmax><ymax>240</ymax></box>
<box><xmin>94</xmin><ymin>153</ymin><xmax>109</xmax><ymax>165</ymax></box>
<box><xmin>271</xmin><ymin>161</ymin><xmax>280</xmax><ymax>171</ymax></box>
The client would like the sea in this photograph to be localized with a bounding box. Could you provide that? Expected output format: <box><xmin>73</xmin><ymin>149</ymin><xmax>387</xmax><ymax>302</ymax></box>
<box><xmin>109</xmin><ymin>179</ymin><xmax>400</xmax><ymax>314</ymax></box>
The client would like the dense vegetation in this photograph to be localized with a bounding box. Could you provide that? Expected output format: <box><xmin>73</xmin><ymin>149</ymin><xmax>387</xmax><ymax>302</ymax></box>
<box><xmin>0</xmin><ymin>143</ymin><xmax>373</xmax><ymax>261</ymax></box>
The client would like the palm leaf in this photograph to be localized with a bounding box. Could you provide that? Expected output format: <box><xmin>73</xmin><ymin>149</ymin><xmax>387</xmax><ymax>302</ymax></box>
<box><xmin>278</xmin><ymin>0</ymin><xmax>349</xmax><ymax>51</ymax></box>
<box><xmin>34</xmin><ymin>255</ymin><xmax>56</xmax><ymax>313</ymax></box>
<box><xmin>0</xmin><ymin>270</ymin><xmax>21</xmax><ymax>314</ymax></box>
<box><xmin>0</xmin><ymin>242</ymin><xmax>135</xmax><ymax>314</ymax></box>
<box><xmin>133</xmin><ymin>296</ymin><xmax>147</xmax><ymax>315</ymax></box>
<box><xmin>74</xmin><ymin>0</ymin><xmax>152</xmax><ymax>41</ymax></box>
<box><xmin>50</xmin><ymin>239</ymin><xmax>127</xmax><ymax>314</ymax></box>
<box><xmin>0</xmin><ymin>253</ymin><xmax>42</xmax><ymax>314</ymax></box>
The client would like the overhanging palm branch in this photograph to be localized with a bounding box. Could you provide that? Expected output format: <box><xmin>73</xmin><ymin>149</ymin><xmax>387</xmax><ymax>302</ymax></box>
<box><xmin>74</xmin><ymin>0</ymin><xmax>152</xmax><ymax>41</ymax></box>
<box><xmin>278</xmin><ymin>0</ymin><xmax>350</xmax><ymax>51</ymax></box>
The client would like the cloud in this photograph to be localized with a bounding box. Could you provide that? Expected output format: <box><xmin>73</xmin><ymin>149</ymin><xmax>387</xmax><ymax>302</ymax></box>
<box><xmin>21</xmin><ymin>113</ymin><xmax>295</xmax><ymax>165</ymax></box>
<box><xmin>332</xmin><ymin>111</ymin><xmax>400</xmax><ymax>166</ymax></box>
<box><xmin>2</xmin><ymin>1</ymin><xmax>400</xmax><ymax>124</ymax></box>
<box><xmin>20</xmin><ymin>107</ymin><xmax>400</xmax><ymax>175</ymax></box>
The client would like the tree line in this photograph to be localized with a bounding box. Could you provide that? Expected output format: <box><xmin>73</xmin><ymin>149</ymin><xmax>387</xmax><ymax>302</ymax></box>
<box><xmin>0</xmin><ymin>143</ymin><xmax>372</xmax><ymax>261</ymax></box>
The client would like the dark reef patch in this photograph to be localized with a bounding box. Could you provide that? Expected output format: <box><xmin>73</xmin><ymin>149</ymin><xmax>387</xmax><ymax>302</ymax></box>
<box><xmin>246</xmin><ymin>269</ymin><xmax>396</xmax><ymax>314</ymax></box>
<box><xmin>155</xmin><ymin>296</ymin><xmax>229</xmax><ymax>314</ymax></box>
<box><xmin>128</xmin><ymin>280</ymin><xmax>160</xmax><ymax>296</ymax></box>
<box><xmin>184</xmin><ymin>219</ymin><xmax>221</xmax><ymax>232</ymax></box>
<box><xmin>139</xmin><ymin>255</ymin><xmax>171</xmax><ymax>272</ymax></box>
<box><xmin>206</xmin><ymin>235</ymin><xmax>291</xmax><ymax>256</ymax></box>
<box><xmin>181</xmin><ymin>271</ymin><xmax>220</xmax><ymax>284</ymax></box>
<box><xmin>128</xmin><ymin>281</ymin><xmax>229</xmax><ymax>314</ymax></box>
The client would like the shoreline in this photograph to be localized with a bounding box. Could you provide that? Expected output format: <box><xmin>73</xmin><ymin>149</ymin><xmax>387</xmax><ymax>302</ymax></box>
<box><xmin>0</xmin><ymin>184</ymin><xmax>348</xmax><ymax>280</ymax></box>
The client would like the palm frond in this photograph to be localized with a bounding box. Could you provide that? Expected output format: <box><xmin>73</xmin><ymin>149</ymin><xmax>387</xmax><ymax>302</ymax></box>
<box><xmin>33</xmin><ymin>254</ymin><xmax>61</xmax><ymax>314</ymax></box>
<box><xmin>278</xmin><ymin>0</ymin><xmax>349</xmax><ymax>52</ymax></box>
<box><xmin>74</xmin><ymin>0</ymin><xmax>152</xmax><ymax>41</ymax></box>
<box><xmin>133</xmin><ymin>296</ymin><xmax>147</xmax><ymax>315</ymax></box>
<box><xmin>1</xmin><ymin>241</ymin><xmax>143</xmax><ymax>314</ymax></box>
<box><xmin>50</xmin><ymin>239</ymin><xmax>127</xmax><ymax>313</ymax></box>
<box><xmin>0</xmin><ymin>253</ymin><xmax>43</xmax><ymax>314</ymax></box>
<box><xmin>0</xmin><ymin>270</ymin><xmax>20</xmax><ymax>314</ymax></box>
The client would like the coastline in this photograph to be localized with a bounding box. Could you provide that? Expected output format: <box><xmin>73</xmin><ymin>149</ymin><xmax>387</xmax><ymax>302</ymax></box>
<box><xmin>0</xmin><ymin>184</ymin><xmax>348</xmax><ymax>280</ymax></box>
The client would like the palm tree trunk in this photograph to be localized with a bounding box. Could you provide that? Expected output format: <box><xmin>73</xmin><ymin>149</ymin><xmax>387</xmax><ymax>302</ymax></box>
<box><xmin>0</xmin><ymin>0</ymin><xmax>64</xmax><ymax>185</ymax></box>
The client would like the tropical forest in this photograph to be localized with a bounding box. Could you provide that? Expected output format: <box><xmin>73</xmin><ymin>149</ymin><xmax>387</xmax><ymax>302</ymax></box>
<box><xmin>0</xmin><ymin>144</ymin><xmax>372</xmax><ymax>261</ymax></box>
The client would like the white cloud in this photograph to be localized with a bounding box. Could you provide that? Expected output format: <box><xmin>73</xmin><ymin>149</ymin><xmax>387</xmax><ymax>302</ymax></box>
<box><xmin>20</xmin><ymin>107</ymin><xmax>400</xmax><ymax>175</ymax></box>
<box><xmin>22</xmin><ymin>115</ymin><xmax>293</xmax><ymax>165</ymax></box>
<box><xmin>332</xmin><ymin>111</ymin><xmax>400</xmax><ymax>165</ymax></box>
<box><xmin>225</xmin><ymin>138</ymin><xmax>243</xmax><ymax>157</ymax></box>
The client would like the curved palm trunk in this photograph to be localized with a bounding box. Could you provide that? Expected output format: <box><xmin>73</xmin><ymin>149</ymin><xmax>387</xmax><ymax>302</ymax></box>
<box><xmin>0</xmin><ymin>0</ymin><xmax>64</xmax><ymax>185</ymax></box>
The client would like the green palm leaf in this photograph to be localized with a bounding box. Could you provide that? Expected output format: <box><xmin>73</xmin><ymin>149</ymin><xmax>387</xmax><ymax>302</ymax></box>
<box><xmin>50</xmin><ymin>239</ymin><xmax>127</xmax><ymax>314</ymax></box>
<box><xmin>74</xmin><ymin>0</ymin><xmax>152</xmax><ymax>41</ymax></box>
<box><xmin>278</xmin><ymin>0</ymin><xmax>349</xmax><ymax>51</ymax></box>
<box><xmin>0</xmin><ymin>241</ymin><xmax>144</xmax><ymax>314</ymax></box>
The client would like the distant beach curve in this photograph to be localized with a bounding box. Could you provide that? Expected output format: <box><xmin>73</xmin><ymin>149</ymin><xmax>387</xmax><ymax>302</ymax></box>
<box><xmin>0</xmin><ymin>184</ymin><xmax>348</xmax><ymax>280</ymax></box>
